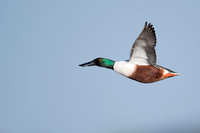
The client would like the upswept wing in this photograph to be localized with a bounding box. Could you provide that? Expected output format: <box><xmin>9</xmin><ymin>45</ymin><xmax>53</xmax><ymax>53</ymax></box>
<box><xmin>129</xmin><ymin>22</ymin><xmax>157</xmax><ymax>67</ymax></box>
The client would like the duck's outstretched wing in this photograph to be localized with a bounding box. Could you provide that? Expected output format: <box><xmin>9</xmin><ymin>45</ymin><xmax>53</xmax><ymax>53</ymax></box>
<box><xmin>129</xmin><ymin>22</ymin><xmax>158</xmax><ymax>67</ymax></box>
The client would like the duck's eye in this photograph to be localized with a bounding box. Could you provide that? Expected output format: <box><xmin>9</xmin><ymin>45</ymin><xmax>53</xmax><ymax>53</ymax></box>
<box><xmin>99</xmin><ymin>59</ymin><xmax>101</xmax><ymax>61</ymax></box>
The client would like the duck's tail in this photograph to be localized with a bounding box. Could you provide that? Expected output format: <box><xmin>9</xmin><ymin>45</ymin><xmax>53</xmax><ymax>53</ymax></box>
<box><xmin>158</xmin><ymin>65</ymin><xmax>181</xmax><ymax>78</ymax></box>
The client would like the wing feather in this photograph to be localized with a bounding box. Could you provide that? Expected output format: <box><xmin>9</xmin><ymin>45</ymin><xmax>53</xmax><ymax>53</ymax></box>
<box><xmin>129</xmin><ymin>22</ymin><xmax>157</xmax><ymax>67</ymax></box>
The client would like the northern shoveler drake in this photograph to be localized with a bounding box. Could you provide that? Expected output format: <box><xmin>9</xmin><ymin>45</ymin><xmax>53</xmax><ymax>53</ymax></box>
<box><xmin>79</xmin><ymin>22</ymin><xmax>180</xmax><ymax>83</ymax></box>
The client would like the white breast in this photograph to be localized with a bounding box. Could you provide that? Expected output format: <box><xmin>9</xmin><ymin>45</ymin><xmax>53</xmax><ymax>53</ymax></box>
<box><xmin>113</xmin><ymin>61</ymin><xmax>136</xmax><ymax>77</ymax></box>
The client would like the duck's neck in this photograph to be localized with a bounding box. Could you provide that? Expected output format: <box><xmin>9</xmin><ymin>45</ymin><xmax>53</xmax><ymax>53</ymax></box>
<box><xmin>98</xmin><ymin>58</ymin><xmax>115</xmax><ymax>70</ymax></box>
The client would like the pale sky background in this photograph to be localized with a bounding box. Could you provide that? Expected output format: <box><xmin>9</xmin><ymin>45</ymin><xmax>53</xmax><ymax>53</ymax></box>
<box><xmin>1</xmin><ymin>0</ymin><xmax>200</xmax><ymax>133</ymax></box>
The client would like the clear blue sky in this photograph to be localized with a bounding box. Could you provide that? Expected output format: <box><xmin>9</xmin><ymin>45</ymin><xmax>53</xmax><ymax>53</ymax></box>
<box><xmin>1</xmin><ymin>0</ymin><xmax>200</xmax><ymax>133</ymax></box>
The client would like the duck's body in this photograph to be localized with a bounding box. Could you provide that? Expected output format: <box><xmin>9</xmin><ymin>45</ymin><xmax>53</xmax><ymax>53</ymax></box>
<box><xmin>79</xmin><ymin>22</ymin><xmax>179</xmax><ymax>83</ymax></box>
<box><xmin>114</xmin><ymin>61</ymin><xmax>177</xmax><ymax>83</ymax></box>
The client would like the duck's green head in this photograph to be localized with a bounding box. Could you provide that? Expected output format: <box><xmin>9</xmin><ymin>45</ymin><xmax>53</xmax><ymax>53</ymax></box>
<box><xmin>79</xmin><ymin>58</ymin><xmax>115</xmax><ymax>70</ymax></box>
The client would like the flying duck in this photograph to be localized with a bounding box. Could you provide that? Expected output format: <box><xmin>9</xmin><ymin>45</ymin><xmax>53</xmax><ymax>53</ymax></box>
<box><xmin>79</xmin><ymin>22</ymin><xmax>179</xmax><ymax>83</ymax></box>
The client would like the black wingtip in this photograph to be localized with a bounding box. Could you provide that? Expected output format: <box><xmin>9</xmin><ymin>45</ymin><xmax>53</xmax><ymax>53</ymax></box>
<box><xmin>144</xmin><ymin>21</ymin><xmax>147</xmax><ymax>27</ymax></box>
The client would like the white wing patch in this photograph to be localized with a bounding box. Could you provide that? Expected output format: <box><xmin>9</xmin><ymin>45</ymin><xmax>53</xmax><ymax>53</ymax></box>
<box><xmin>129</xmin><ymin>45</ymin><xmax>149</xmax><ymax>65</ymax></box>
